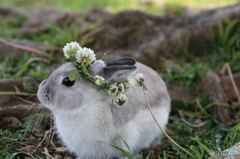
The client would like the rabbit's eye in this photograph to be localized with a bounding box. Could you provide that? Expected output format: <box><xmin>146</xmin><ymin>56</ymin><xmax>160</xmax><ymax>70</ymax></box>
<box><xmin>62</xmin><ymin>77</ymin><xmax>75</xmax><ymax>87</ymax></box>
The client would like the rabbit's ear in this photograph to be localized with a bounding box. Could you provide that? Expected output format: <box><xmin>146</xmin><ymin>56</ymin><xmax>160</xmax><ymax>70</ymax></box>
<box><xmin>88</xmin><ymin>57</ymin><xmax>137</xmax><ymax>82</ymax></box>
<box><xmin>105</xmin><ymin>57</ymin><xmax>136</xmax><ymax>67</ymax></box>
<box><xmin>102</xmin><ymin>57</ymin><xmax>137</xmax><ymax>82</ymax></box>
<box><xmin>102</xmin><ymin>65</ymin><xmax>136</xmax><ymax>82</ymax></box>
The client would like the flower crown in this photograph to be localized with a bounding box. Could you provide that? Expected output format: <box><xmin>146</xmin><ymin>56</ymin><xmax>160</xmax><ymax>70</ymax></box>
<box><xmin>63</xmin><ymin>42</ymin><xmax>145</xmax><ymax>107</ymax></box>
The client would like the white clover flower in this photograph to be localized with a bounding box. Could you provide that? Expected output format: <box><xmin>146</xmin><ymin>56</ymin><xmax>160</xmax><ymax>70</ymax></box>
<box><xmin>63</xmin><ymin>41</ymin><xmax>139</xmax><ymax>107</ymax></box>
<box><xmin>113</xmin><ymin>93</ymin><xmax>128</xmax><ymax>107</ymax></box>
<box><xmin>76</xmin><ymin>47</ymin><xmax>96</xmax><ymax>66</ymax></box>
<box><xmin>117</xmin><ymin>83</ymin><xmax>125</xmax><ymax>93</ymax></box>
<box><xmin>107</xmin><ymin>84</ymin><xmax>118</xmax><ymax>95</ymax></box>
<box><xmin>135</xmin><ymin>73</ymin><xmax>144</xmax><ymax>82</ymax></box>
<box><xmin>94</xmin><ymin>75</ymin><xmax>105</xmax><ymax>86</ymax></box>
<box><xmin>135</xmin><ymin>73</ymin><xmax>147</xmax><ymax>90</ymax></box>
<box><xmin>94</xmin><ymin>59</ymin><xmax>105</xmax><ymax>64</ymax></box>
<box><xmin>123</xmin><ymin>78</ymin><xmax>135</xmax><ymax>89</ymax></box>
<box><xmin>63</xmin><ymin>41</ymin><xmax>81</xmax><ymax>59</ymax></box>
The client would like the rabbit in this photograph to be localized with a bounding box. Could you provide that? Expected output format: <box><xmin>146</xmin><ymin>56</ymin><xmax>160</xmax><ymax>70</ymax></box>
<box><xmin>37</xmin><ymin>57</ymin><xmax>171</xmax><ymax>159</ymax></box>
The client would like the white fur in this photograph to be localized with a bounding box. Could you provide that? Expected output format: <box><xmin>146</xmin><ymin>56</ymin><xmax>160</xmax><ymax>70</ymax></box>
<box><xmin>37</xmin><ymin>60</ymin><xmax>171</xmax><ymax>159</ymax></box>
<box><xmin>55</xmin><ymin>102</ymin><xmax>169</xmax><ymax>159</ymax></box>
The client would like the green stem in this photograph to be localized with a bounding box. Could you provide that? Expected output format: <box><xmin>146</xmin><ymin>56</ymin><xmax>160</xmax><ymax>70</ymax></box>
<box><xmin>143</xmin><ymin>89</ymin><xmax>193</xmax><ymax>157</ymax></box>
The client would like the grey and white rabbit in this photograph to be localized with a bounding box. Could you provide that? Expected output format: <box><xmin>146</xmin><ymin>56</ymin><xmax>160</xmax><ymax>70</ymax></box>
<box><xmin>37</xmin><ymin>57</ymin><xmax>171</xmax><ymax>159</ymax></box>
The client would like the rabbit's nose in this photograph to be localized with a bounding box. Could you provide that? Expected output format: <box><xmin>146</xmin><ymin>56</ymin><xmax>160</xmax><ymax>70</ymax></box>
<box><xmin>40</xmin><ymin>79</ymin><xmax>47</xmax><ymax>87</ymax></box>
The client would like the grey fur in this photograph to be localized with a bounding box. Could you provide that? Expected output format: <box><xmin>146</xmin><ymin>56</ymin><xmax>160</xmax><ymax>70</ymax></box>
<box><xmin>106</xmin><ymin>57</ymin><xmax>136</xmax><ymax>66</ymax></box>
<box><xmin>37</xmin><ymin>58</ymin><xmax>171</xmax><ymax>159</ymax></box>
<box><xmin>89</xmin><ymin>57</ymin><xmax>137</xmax><ymax>83</ymax></box>
<box><xmin>100</xmin><ymin>65</ymin><xmax>137</xmax><ymax>82</ymax></box>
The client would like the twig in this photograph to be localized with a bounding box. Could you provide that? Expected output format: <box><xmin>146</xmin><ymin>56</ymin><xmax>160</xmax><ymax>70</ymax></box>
<box><xmin>181</xmin><ymin>118</ymin><xmax>210</xmax><ymax>128</ymax></box>
<box><xmin>160</xmin><ymin>57</ymin><xmax>183</xmax><ymax>69</ymax></box>
<box><xmin>14</xmin><ymin>85</ymin><xmax>20</xmax><ymax>92</ymax></box>
<box><xmin>50</xmin><ymin>126</ymin><xmax>56</xmax><ymax>148</ymax></box>
<box><xmin>17</xmin><ymin>145</ymin><xmax>36</xmax><ymax>151</ymax></box>
<box><xmin>15</xmin><ymin>57</ymin><xmax>50</xmax><ymax>77</ymax></box>
<box><xmin>2</xmin><ymin>137</ymin><xmax>18</xmax><ymax>141</ymax></box>
<box><xmin>43</xmin><ymin>147</ymin><xmax>55</xmax><ymax>159</ymax></box>
<box><xmin>143</xmin><ymin>89</ymin><xmax>193</xmax><ymax>156</ymax></box>
<box><xmin>25</xmin><ymin>57</ymin><xmax>50</xmax><ymax>64</ymax></box>
<box><xmin>0</xmin><ymin>91</ymin><xmax>35</xmax><ymax>96</ymax></box>
<box><xmin>16</xmin><ymin>96</ymin><xmax>36</xmax><ymax>105</ymax></box>
<box><xmin>0</xmin><ymin>144</ymin><xmax>11</xmax><ymax>149</ymax></box>
<box><xmin>195</xmin><ymin>98</ymin><xmax>207</xmax><ymax>115</ymax></box>
<box><xmin>35</xmin><ymin>154</ymin><xmax>45</xmax><ymax>159</ymax></box>
<box><xmin>10</xmin><ymin>152</ymin><xmax>35</xmax><ymax>158</ymax></box>
<box><xmin>0</xmin><ymin>38</ymin><xmax>52</xmax><ymax>60</ymax></box>
<box><xmin>35</xmin><ymin>127</ymin><xmax>55</xmax><ymax>151</ymax></box>
<box><xmin>221</xmin><ymin>63</ymin><xmax>240</xmax><ymax>104</ymax></box>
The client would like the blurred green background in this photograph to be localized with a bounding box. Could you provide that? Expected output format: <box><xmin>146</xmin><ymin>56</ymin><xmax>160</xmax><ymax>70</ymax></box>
<box><xmin>1</xmin><ymin>0</ymin><xmax>239</xmax><ymax>15</ymax></box>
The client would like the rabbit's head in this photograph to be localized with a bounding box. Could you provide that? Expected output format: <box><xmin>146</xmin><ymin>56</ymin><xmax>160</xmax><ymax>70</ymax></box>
<box><xmin>37</xmin><ymin>57</ymin><xmax>137</xmax><ymax>113</ymax></box>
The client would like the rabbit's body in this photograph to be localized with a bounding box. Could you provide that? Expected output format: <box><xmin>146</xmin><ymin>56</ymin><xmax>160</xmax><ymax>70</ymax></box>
<box><xmin>38</xmin><ymin>58</ymin><xmax>170</xmax><ymax>159</ymax></box>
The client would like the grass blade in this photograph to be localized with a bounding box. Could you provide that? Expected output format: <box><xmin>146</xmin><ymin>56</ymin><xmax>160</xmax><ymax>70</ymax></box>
<box><xmin>97</xmin><ymin>141</ymin><xmax>134</xmax><ymax>159</ymax></box>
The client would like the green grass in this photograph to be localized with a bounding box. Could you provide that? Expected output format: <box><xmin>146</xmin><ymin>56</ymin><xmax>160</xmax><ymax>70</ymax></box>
<box><xmin>21</xmin><ymin>17</ymin><xmax>102</xmax><ymax>47</ymax></box>
<box><xmin>0</xmin><ymin>53</ymin><xmax>53</xmax><ymax>79</ymax></box>
<box><xmin>155</xmin><ymin>17</ymin><xmax>240</xmax><ymax>93</ymax></box>
<box><xmin>103</xmin><ymin>96</ymin><xmax>240</xmax><ymax>159</ymax></box>
<box><xmin>0</xmin><ymin>121</ymin><xmax>45</xmax><ymax>159</ymax></box>
<box><xmin>208</xmin><ymin>19</ymin><xmax>240</xmax><ymax>72</ymax></box>
<box><xmin>160</xmin><ymin>58</ymin><xmax>207</xmax><ymax>90</ymax></box>
<box><xmin>1</xmin><ymin>99</ymin><xmax>239</xmax><ymax>159</ymax></box>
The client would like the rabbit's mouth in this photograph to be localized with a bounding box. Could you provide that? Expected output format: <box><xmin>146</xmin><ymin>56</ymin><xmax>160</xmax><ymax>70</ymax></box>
<box><xmin>37</xmin><ymin>80</ymin><xmax>54</xmax><ymax>108</ymax></box>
